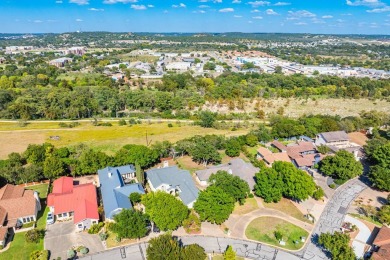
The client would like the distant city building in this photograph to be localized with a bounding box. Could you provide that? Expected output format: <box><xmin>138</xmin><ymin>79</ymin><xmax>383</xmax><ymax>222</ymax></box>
<box><xmin>66</xmin><ymin>46</ymin><xmax>86</xmax><ymax>56</ymax></box>
<box><xmin>49</xmin><ymin>57</ymin><xmax>72</xmax><ymax>68</ymax></box>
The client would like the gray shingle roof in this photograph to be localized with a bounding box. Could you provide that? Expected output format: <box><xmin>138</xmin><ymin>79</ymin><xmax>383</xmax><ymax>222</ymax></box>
<box><xmin>320</xmin><ymin>131</ymin><xmax>349</xmax><ymax>143</ymax></box>
<box><xmin>146</xmin><ymin>166</ymin><xmax>199</xmax><ymax>206</ymax></box>
<box><xmin>195</xmin><ymin>158</ymin><xmax>259</xmax><ymax>189</ymax></box>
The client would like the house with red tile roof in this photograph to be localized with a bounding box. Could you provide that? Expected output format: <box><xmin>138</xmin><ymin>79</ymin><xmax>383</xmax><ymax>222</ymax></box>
<box><xmin>47</xmin><ymin>177</ymin><xmax>99</xmax><ymax>231</ymax></box>
<box><xmin>371</xmin><ymin>226</ymin><xmax>390</xmax><ymax>260</ymax></box>
<box><xmin>286</xmin><ymin>141</ymin><xmax>323</xmax><ymax>170</ymax></box>
<box><xmin>0</xmin><ymin>184</ymin><xmax>41</xmax><ymax>247</ymax></box>
<box><xmin>256</xmin><ymin>146</ymin><xmax>291</xmax><ymax>167</ymax></box>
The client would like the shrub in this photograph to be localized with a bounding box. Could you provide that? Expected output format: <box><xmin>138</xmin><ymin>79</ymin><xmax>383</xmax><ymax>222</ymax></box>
<box><xmin>80</xmin><ymin>247</ymin><xmax>89</xmax><ymax>255</ymax></box>
<box><xmin>129</xmin><ymin>118</ymin><xmax>137</xmax><ymax>125</ymax></box>
<box><xmin>88</xmin><ymin>222</ymin><xmax>104</xmax><ymax>234</ymax></box>
<box><xmin>67</xmin><ymin>249</ymin><xmax>76</xmax><ymax>259</ymax></box>
<box><xmin>118</xmin><ymin>119</ymin><xmax>127</xmax><ymax>126</ymax></box>
<box><xmin>167</xmin><ymin>123</ymin><xmax>173</xmax><ymax>128</ymax></box>
<box><xmin>99</xmin><ymin>232</ymin><xmax>108</xmax><ymax>241</ymax></box>
<box><xmin>25</xmin><ymin>229</ymin><xmax>44</xmax><ymax>243</ymax></box>
<box><xmin>312</xmin><ymin>186</ymin><xmax>325</xmax><ymax>200</ymax></box>
<box><xmin>98</xmin><ymin>122</ymin><xmax>112</xmax><ymax>127</ymax></box>
<box><xmin>248</xmin><ymin>193</ymin><xmax>254</xmax><ymax>198</ymax></box>
<box><xmin>274</xmin><ymin>230</ymin><xmax>283</xmax><ymax>241</ymax></box>
<box><xmin>30</xmin><ymin>250</ymin><xmax>49</xmax><ymax>260</ymax></box>
<box><xmin>329</xmin><ymin>183</ymin><xmax>336</xmax><ymax>189</ymax></box>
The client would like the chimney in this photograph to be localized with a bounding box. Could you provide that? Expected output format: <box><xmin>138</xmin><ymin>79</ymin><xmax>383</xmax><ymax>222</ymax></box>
<box><xmin>108</xmin><ymin>171</ymin><xmax>112</xmax><ymax>177</ymax></box>
<box><xmin>228</xmin><ymin>169</ymin><xmax>233</xmax><ymax>175</ymax></box>
<box><xmin>163</xmin><ymin>161</ymin><xmax>169</xmax><ymax>168</ymax></box>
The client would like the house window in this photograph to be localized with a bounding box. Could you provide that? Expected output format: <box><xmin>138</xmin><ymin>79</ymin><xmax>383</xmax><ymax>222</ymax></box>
<box><xmin>23</xmin><ymin>218</ymin><xmax>26</xmax><ymax>223</ymax></box>
<box><xmin>69</xmin><ymin>212</ymin><xmax>73</xmax><ymax>216</ymax></box>
<box><xmin>58</xmin><ymin>213</ymin><xmax>62</xmax><ymax>218</ymax></box>
<box><xmin>92</xmin><ymin>221</ymin><xmax>97</xmax><ymax>225</ymax></box>
<box><xmin>63</xmin><ymin>212</ymin><xmax>68</xmax><ymax>217</ymax></box>
<box><xmin>78</xmin><ymin>223</ymin><xmax>83</xmax><ymax>228</ymax></box>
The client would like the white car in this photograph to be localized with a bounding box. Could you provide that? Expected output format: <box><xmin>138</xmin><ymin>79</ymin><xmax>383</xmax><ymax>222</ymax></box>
<box><xmin>47</xmin><ymin>212</ymin><xmax>54</xmax><ymax>225</ymax></box>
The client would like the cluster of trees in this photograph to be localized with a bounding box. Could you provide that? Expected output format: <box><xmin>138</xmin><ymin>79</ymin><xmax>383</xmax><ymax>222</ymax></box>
<box><xmin>318</xmin><ymin>232</ymin><xmax>356</xmax><ymax>260</ymax></box>
<box><xmin>319</xmin><ymin>150</ymin><xmax>363</xmax><ymax>182</ymax></box>
<box><xmin>146</xmin><ymin>233</ymin><xmax>207</xmax><ymax>260</ymax></box>
<box><xmin>194</xmin><ymin>171</ymin><xmax>250</xmax><ymax>224</ymax></box>
<box><xmin>365</xmin><ymin>135</ymin><xmax>390</xmax><ymax>191</ymax></box>
<box><xmin>254</xmin><ymin>162</ymin><xmax>319</xmax><ymax>203</ymax></box>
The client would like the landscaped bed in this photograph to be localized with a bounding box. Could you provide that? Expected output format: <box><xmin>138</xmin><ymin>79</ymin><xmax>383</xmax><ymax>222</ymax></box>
<box><xmin>245</xmin><ymin>216</ymin><xmax>308</xmax><ymax>250</ymax></box>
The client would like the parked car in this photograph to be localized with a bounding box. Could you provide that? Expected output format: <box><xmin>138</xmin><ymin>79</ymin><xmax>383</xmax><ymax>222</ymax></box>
<box><xmin>47</xmin><ymin>212</ymin><xmax>54</xmax><ymax>225</ymax></box>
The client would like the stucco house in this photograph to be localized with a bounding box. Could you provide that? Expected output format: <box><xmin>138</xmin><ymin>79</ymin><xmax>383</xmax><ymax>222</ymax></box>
<box><xmin>98</xmin><ymin>165</ymin><xmax>145</xmax><ymax>220</ymax></box>
<box><xmin>0</xmin><ymin>184</ymin><xmax>41</xmax><ymax>246</ymax></box>
<box><xmin>47</xmin><ymin>177</ymin><xmax>99</xmax><ymax>231</ymax></box>
<box><xmin>315</xmin><ymin>131</ymin><xmax>362</xmax><ymax>160</ymax></box>
<box><xmin>146</xmin><ymin>166</ymin><xmax>199</xmax><ymax>208</ymax></box>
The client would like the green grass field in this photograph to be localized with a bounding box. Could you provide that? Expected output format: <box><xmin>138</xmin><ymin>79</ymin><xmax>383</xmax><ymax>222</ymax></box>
<box><xmin>262</xmin><ymin>198</ymin><xmax>312</xmax><ymax>224</ymax></box>
<box><xmin>26</xmin><ymin>184</ymin><xmax>49</xmax><ymax>199</ymax></box>
<box><xmin>0</xmin><ymin>121</ymin><xmax>249</xmax><ymax>159</ymax></box>
<box><xmin>245</xmin><ymin>217</ymin><xmax>308</xmax><ymax>250</ymax></box>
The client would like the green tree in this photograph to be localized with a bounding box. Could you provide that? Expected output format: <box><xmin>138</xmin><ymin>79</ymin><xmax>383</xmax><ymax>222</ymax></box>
<box><xmin>370</xmin><ymin>166</ymin><xmax>390</xmax><ymax>191</ymax></box>
<box><xmin>129</xmin><ymin>192</ymin><xmax>142</xmax><ymax>205</ymax></box>
<box><xmin>114</xmin><ymin>145</ymin><xmax>159</xmax><ymax>169</ymax></box>
<box><xmin>135</xmin><ymin>162</ymin><xmax>144</xmax><ymax>184</ymax></box>
<box><xmin>181</xmin><ymin>244</ymin><xmax>206</xmax><ymax>260</ymax></box>
<box><xmin>111</xmin><ymin>209</ymin><xmax>148</xmax><ymax>239</ymax></box>
<box><xmin>209</xmin><ymin>171</ymin><xmax>250</xmax><ymax>205</ymax></box>
<box><xmin>370</xmin><ymin>142</ymin><xmax>390</xmax><ymax>167</ymax></box>
<box><xmin>146</xmin><ymin>233</ymin><xmax>181</xmax><ymax>260</ymax></box>
<box><xmin>43</xmin><ymin>155</ymin><xmax>66</xmax><ymax>180</ymax></box>
<box><xmin>245</xmin><ymin>134</ymin><xmax>258</xmax><ymax>147</ymax></box>
<box><xmin>224</xmin><ymin>245</ymin><xmax>236</xmax><ymax>260</ymax></box>
<box><xmin>142</xmin><ymin>192</ymin><xmax>188</xmax><ymax>231</ymax></box>
<box><xmin>225</xmin><ymin>138</ymin><xmax>241</xmax><ymax>157</ymax></box>
<box><xmin>378</xmin><ymin>205</ymin><xmax>390</xmax><ymax>225</ymax></box>
<box><xmin>254</xmin><ymin>167</ymin><xmax>284</xmax><ymax>203</ymax></box>
<box><xmin>197</xmin><ymin>111</ymin><xmax>217</xmax><ymax>128</ymax></box>
<box><xmin>318</xmin><ymin>232</ymin><xmax>356</xmax><ymax>260</ymax></box>
<box><xmin>194</xmin><ymin>186</ymin><xmax>234</xmax><ymax>224</ymax></box>
<box><xmin>319</xmin><ymin>150</ymin><xmax>363</xmax><ymax>181</ymax></box>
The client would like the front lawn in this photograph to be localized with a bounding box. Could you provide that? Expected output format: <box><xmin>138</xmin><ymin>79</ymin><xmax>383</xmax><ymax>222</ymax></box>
<box><xmin>233</xmin><ymin>197</ymin><xmax>258</xmax><ymax>215</ymax></box>
<box><xmin>212</xmin><ymin>254</ymin><xmax>244</xmax><ymax>260</ymax></box>
<box><xmin>0</xmin><ymin>204</ymin><xmax>49</xmax><ymax>260</ymax></box>
<box><xmin>262</xmin><ymin>198</ymin><xmax>312</xmax><ymax>223</ymax></box>
<box><xmin>26</xmin><ymin>183</ymin><xmax>49</xmax><ymax>199</ymax></box>
<box><xmin>245</xmin><ymin>216</ymin><xmax>308</xmax><ymax>250</ymax></box>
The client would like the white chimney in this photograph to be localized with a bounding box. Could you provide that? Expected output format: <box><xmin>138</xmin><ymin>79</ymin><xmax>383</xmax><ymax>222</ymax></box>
<box><xmin>163</xmin><ymin>161</ymin><xmax>169</xmax><ymax>168</ymax></box>
<box><xmin>108</xmin><ymin>171</ymin><xmax>112</xmax><ymax>177</ymax></box>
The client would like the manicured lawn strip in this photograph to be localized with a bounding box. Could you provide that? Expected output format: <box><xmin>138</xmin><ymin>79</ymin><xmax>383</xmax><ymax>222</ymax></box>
<box><xmin>349</xmin><ymin>213</ymin><xmax>383</xmax><ymax>227</ymax></box>
<box><xmin>233</xmin><ymin>198</ymin><xmax>258</xmax><ymax>215</ymax></box>
<box><xmin>245</xmin><ymin>216</ymin><xmax>308</xmax><ymax>250</ymax></box>
<box><xmin>262</xmin><ymin>198</ymin><xmax>312</xmax><ymax>223</ymax></box>
<box><xmin>105</xmin><ymin>230</ymin><xmax>138</xmax><ymax>249</ymax></box>
<box><xmin>26</xmin><ymin>184</ymin><xmax>49</xmax><ymax>199</ymax></box>
<box><xmin>212</xmin><ymin>254</ymin><xmax>244</xmax><ymax>260</ymax></box>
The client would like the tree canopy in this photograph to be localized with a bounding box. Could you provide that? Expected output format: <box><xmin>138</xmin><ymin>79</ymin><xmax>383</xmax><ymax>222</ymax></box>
<box><xmin>318</xmin><ymin>232</ymin><xmax>356</xmax><ymax>260</ymax></box>
<box><xmin>111</xmin><ymin>209</ymin><xmax>148</xmax><ymax>239</ymax></box>
<box><xmin>209</xmin><ymin>170</ymin><xmax>250</xmax><ymax>204</ymax></box>
<box><xmin>194</xmin><ymin>186</ymin><xmax>235</xmax><ymax>224</ymax></box>
<box><xmin>319</xmin><ymin>150</ymin><xmax>363</xmax><ymax>181</ymax></box>
<box><xmin>142</xmin><ymin>191</ymin><xmax>189</xmax><ymax>231</ymax></box>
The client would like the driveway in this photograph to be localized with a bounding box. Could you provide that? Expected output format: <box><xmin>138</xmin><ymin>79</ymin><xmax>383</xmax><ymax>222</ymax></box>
<box><xmin>344</xmin><ymin>215</ymin><xmax>371</xmax><ymax>259</ymax></box>
<box><xmin>44</xmin><ymin>221</ymin><xmax>104</xmax><ymax>259</ymax></box>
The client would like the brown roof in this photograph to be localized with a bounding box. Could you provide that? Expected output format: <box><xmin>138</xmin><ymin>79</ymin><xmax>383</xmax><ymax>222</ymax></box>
<box><xmin>271</xmin><ymin>141</ymin><xmax>287</xmax><ymax>152</ymax></box>
<box><xmin>0</xmin><ymin>206</ymin><xmax>7</xmax><ymax>226</ymax></box>
<box><xmin>294</xmin><ymin>154</ymin><xmax>323</xmax><ymax>168</ymax></box>
<box><xmin>286</xmin><ymin>142</ymin><xmax>316</xmax><ymax>156</ymax></box>
<box><xmin>0</xmin><ymin>185</ymin><xmax>38</xmax><ymax>226</ymax></box>
<box><xmin>257</xmin><ymin>147</ymin><xmax>290</xmax><ymax>165</ymax></box>
<box><xmin>372</xmin><ymin>243</ymin><xmax>390</xmax><ymax>260</ymax></box>
<box><xmin>0</xmin><ymin>226</ymin><xmax>7</xmax><ymax>242</ymax></box>
<box><xmin>374</xmin><ymin>227</ymin><xmax>390</xmax><ymax>247</ymax></box>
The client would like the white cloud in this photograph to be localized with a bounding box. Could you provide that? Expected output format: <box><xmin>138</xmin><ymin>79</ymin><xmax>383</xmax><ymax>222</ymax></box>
<box><xmin>274</xmin><ymin>2</ymin><xmax>290</xmax><ymax>6</ymax></box>
<box><xmin>88</xmin><ymin>8</ymin><xmax>104</xmax><ymax>11</ymax></box>
<box><xmin>103</xmin><ymin>0</ymin><xmax>138</xmax><ymax>4</ymax></box>
<box><xmin>234</xmin><ymin>15</ymin><xmax>242</xmax><ymax>18</ymax></box>
<box><xmin>251</xmin><ymin>9</ymin><xmax>260</xmax><ymax>13</ymax></box>
<box><xmin>33</xmin><ymin>20</ymin><xmax>43</xmax><ymax>23</ymax></box>
<box><xmin>232</xmin><ymin>0</ymin><xmax>241</xmax><ymax>3</ymax></box>
<box><xmin>288</xmin><ymin>10</ymin><xmax>316</xmax><ymax>18</ymax></box>
<box><xmin>199</xmin><ymin>5</ymin><xmax>210</xmax><ymax>8</ymax></box>
<box><xmin>266</xmin><ymin>9</ymin><xmax>278</xmax><ymax>15</ymax></box>
<box><xmin>193</xmin><ymin>10</ymin><xmax>206</xmax><ymax>13</ymax></box>
<box><xmin>248</xmin><ymin>1</ymin><xmax>270</xmax><ymax>7</ymax></box>
<box><xmin>172</xmin><ymin>3</ymin><xmax>186</xmax><ymax>8</ymax></box>
<box><xmin>367</xmin><ymin>6</ymin><xmax>390</xmax><ymax>12</ymax></box>
<box><xmin>55</xmin><ymin>1</ymin><xmax>63</xmax><ymax>3</ymax></box>
<box><xmin>147</xmin><ymin>5</ymin><xmax>154</xmax><ymax>8</ymax></box>
<box><xmin>295</xmin><ymin>22</ymin><xmax>307</xmax><ymax>25</ymax></box>
<box><xmin>312</xmin><ymin>18</ymin><xmax>325</xmax><ymax>24</ymax></box>
<box><xmin>248</xmin><ymin>21</ymin><xmax>253</xmax><ymax>23</ymax></box>
<box><xmin>346</xmin><ymin>0</ymin><xmax>384</xmax><ymax>7</ymax></box>
<box><xmin>75</xmin><ymin>18</ymin><xmax>83</xmax><ymax>22</ymax></box>
<box><xmin>322</xmin><ymin>15</ymin><xmax>333</xmax><ymax>18</ymax></box>
<box><xmin>219</xmin><ymin>8</ymin><xmax>234</xmax><ymax>12</ymax></box>
<box><xmin>252</xmin><ymin>16</ymin><xmax>263</xmax><ymax>19</ymax></box>
<box><xmin>69</xmin><ymin>0</ymin><xmax>89</xmax><ymax>5</ymax></box>
<box><xmin>131</xmin><ymin>4</ymin><xmax>146</xmax><ymax>10</ymax></box>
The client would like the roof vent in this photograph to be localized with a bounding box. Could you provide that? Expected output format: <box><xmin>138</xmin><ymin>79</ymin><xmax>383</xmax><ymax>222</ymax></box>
<box><xmin>108</xmin><ymin>171</ymin><xmax>112</xmax><ymax>177</ymax></box>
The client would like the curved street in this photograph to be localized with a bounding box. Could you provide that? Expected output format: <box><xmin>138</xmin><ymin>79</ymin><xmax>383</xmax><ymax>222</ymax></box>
<box><xmin>81</xmin><ymin>178</ymin><xmax>368</xmax><ymax>260</ymax></box>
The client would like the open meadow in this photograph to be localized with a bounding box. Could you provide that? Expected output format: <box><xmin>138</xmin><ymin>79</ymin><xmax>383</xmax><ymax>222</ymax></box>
<box><xmin>0</xmin><ymin>121</ymin><xmax>249</xmax><ymax>159</ymax></box>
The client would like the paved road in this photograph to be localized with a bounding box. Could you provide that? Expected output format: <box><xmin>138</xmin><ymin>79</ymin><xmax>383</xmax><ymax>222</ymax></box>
<box><xmin>80</xmin><ymin>178</ymin><xmax>368</xmax><ymax>260</ymax></box>
<box><xmin>300</xmin><ymin>178</ymin><xmax>368</xmax><ymax>260</ymax></box>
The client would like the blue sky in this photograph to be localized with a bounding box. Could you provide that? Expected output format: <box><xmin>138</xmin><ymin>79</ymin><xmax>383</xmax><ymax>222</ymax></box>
<box><xmin>0</xmin><ymin>0</ymin><xmax>389</xmax><ymax>34</ymax></box>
